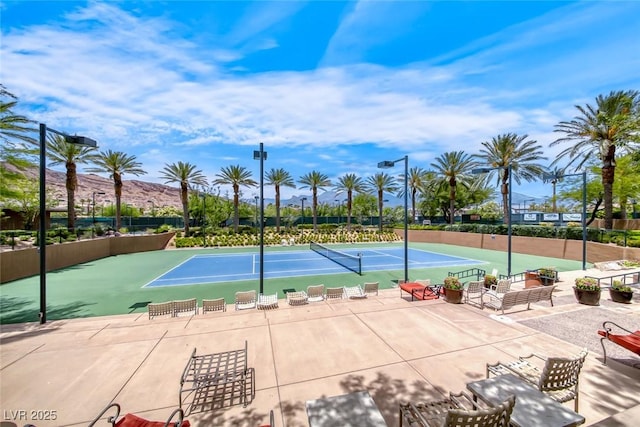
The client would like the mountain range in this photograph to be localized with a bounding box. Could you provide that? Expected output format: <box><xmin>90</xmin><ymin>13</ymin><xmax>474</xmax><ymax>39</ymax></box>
<box><xmin>12</xmin><ymin>165</ymin><xmax>545</xmax><ymax>211</ymax></box>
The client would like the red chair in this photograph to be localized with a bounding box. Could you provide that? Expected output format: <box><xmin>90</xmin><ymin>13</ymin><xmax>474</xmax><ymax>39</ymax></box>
<box><xmin>400</xmin><ymin>280</ymin><xmax>442</xmax><ymax>301</ymax></box>
<box><xmin>88</xmin><ymin>404</ymin><xmax>189</xmax><ymax>427</ymax></box>
<box><xmin>597</xmin><ymin>321</ymin><xmax>640</xmax><ymax>364</ymax></box>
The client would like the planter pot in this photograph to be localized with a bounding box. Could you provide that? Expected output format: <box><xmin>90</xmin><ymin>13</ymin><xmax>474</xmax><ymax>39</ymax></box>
<box><xmin>444</xmin><ymin>288</ymin><xmax>463</xmax><ymax>304</ymax></box>
<box><xmin>573</xmin><ymin>287</ymin><xmax>600</xmax><ymax>306</ymax></box>
<box><xmin>609</xmin><ymin>288</ymin><xmax>633</xmax><ymax>304</ymax></box>
<box><xmin>539</xmin><ymin>276</ymin><xmax>555</xmax><ymax>286</ymax></box>
<box><xmin>525</xmin><ymin>271</ymin><xmax>542</xmax><ymax>289</ymax></box>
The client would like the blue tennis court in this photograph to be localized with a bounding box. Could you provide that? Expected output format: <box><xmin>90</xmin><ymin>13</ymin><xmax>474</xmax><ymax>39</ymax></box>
<box><xmin>144</xmin><ymin>246</ymin><xmax>485</xmax><ymax>287</ymax></box>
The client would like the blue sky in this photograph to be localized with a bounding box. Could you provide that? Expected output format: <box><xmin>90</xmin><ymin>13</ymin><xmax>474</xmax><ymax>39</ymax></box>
<box><xmin>2</xmin><ymin>0</ymin><xmax>639</xmax><ymax>203</ymax></box>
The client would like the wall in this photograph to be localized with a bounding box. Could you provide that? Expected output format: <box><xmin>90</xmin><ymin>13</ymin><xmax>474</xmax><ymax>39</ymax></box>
<box><xmin>402</xmin><ymin>229</ymin><xmax>640</xmax><ymax>264</ymax></box>
<box><xmin>0</xmin><ymin>232</ymin><xmax>175</xmax><ymax>283</ymax></box>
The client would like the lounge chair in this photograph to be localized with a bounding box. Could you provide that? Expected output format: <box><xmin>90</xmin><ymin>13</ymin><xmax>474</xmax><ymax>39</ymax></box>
<box><xmin>235</xmin><ymin>290</ymin><xmax>257</xmax><ymax>310</ymax></box>
<box><xmin>89</xmin><ymin>403</ymin><xmax>189</xmax><ymax>426</ymax></box>
<box><xmin>307</xmin><ymin>285</ymin><xmax>325</xmax><ymax>302</ymax></box>
<box><xmin>202</xmin><ymin>298</ymin><xmax>226</xmax><ymax>313</ymax></box>
<box><xmin>400</xmin><ymin>392</ymin><xmax>514</xmax><ymax>427</ymax></box>
<box><xmin>325</xmin><ymin>286</ymin><xmax>345</xmax><ymax>300</ymax></box>
<box><xmin>344</xmin><ymin>285</ymin><xmax>367</xmax><ymax>299</ymax></box>
<box><xmin>464</xmin><ymin>280</ymin><xmax>484</xmax><ymax>306</ymax></box>
<box><xmin>363</xmin><ymin>282</ymin><xmax>379</xmax><ymax>296</ymax></box>
<box><xmin>257</xmin><ymin>293</ymin><xmax>279</xmax><ymax>310</ymax></box>
<box><xmin>286</xmin><ymin>290</ymin><xmax>308</xmax><ymax>306</ymax></box>
<box><xmin>486</xmin><ymin>348</ymin><xmax>588</xmax><ymax>411</ymax></box>
<box><xmin>597</xmin><ymin>321</ymin><xmax>640</xmax><ymax>364</ymax></box>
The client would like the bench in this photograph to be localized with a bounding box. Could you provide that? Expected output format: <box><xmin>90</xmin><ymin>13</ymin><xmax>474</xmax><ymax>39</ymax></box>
<box><xmin>483</xmin><ymin>285</ymin><xmax>556</xmax><ymax>314</ymax></box>
<box><xmin>400</xmin><ymin>280</ymin><xmax>441</xmax><ymax>301</ymax></box>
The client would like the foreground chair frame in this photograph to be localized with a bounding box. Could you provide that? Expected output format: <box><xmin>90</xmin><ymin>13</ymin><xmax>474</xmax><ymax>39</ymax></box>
<box><xmin>179</xmin><ymin>341</ymin><xmax>253</xmax><ymax>411</ymax></box>
<box><xmin>486</xmin><ymin>348</ymin><xmax>587</xmax><ymax>411</ymax></box>
<box><xmin>89</xmin><ymin>403</ymin><xmax>188</xmax><ymax>427</ymax></box>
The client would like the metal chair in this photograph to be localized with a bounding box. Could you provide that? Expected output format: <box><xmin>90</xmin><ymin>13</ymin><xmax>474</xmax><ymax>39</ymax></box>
<box><xmin>235</xmin><ymin>290</ymin><xmax>257</xmax><ymax>310</ymax></box>
<box><xmin>400</xmin><ymin>392</ymin><xmax>515</xmax><ymax>427</ymax></box>
<box><xmin>464</xmin><ymin>280</ymin><xmax>484</xmax><ymax>307</ymax></box>
<box><xmin>486</xmin><ymin>348</ymin><xmax>588</xmax><ymax>411</ymax></box>
<box><xmin>306</xmin><ymin>284</ymin><xmax>325</xmax><ymax>302</ymax></box>
<box><xmin>363</xmin><ymin>282</ymin><xmax>379</xmax><ymax>296</ymax></box>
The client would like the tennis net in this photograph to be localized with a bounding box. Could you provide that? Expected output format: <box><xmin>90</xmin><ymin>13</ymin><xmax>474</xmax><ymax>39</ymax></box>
<box><xmin>310</xmin><ymin>241</ymin><xmax>362</xmax><ymax>275</ymax></box>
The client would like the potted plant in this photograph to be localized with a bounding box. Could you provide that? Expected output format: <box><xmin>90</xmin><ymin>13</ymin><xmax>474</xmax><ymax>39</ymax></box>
<box><xmin>574</xmin><ymin>277</ymin><xmax>601</xmax><ymax>306</ymax></box>
<box><xmin>609</xmin><ymin>280</ymin><xmax>633</xmax><ymax>303</ymax></box>
<box><xmin>483</xmin><ymin>274</ymin><xmax>497</xmax><ymax>289</ymax></box>
<box><xmin>444</xmin><ymin>276</ymin><xmax>464</xmax><ymax>304</ymax></box>
<box><xmin>537</xmin><ymin>267</ymin><xmax>557</xmax><ymax>286</ymax></box>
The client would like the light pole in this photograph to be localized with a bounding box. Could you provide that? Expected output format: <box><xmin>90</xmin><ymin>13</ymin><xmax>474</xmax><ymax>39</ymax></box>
<box><xmin>543</xmin><ymin>171</ymin><xmax>587</xmax><ymax>270</ymax></box>
<box><xmin>378</xmin><ymin>156</ymin><xmax>409</xmax><ymax>283</ymax></box>
<box><xmin>147</xmin><ymin>200</ymin><xmax>155</xmax><ymax>217</ymax></box>
<box><xmin>301</xmin><ymin>197</ymin><xmax>307</xmax><ymax>226</ymax></box>
<box><xmin>253</xmin><ymin>143</ymin><xmax>267</xmax><ymax>294</ymax></box>
<box><xmin>39</xmin><ymin>123</ymin><xmax>97</xmax><ymax>324</ymax></box>
<box><xmin>472</xmin><ymin>164</ymin><xmax>512</xmax><ymax>277</ymax></box>
<box><xmin>92</xmin><ymin>191</ymin><xmax>105</xmax><ymax>238</ymax></box>
<box><xmin>334</xmin><ymin>199</ymin><xmax>340</xmax><ymax>224</ymax></box>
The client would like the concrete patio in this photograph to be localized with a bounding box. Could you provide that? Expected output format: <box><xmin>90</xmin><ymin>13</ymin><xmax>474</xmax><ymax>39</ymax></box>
<box><xmin>1</xmin><ymin>267</ymin><xmax>639</xmax><ymax>427</ymax></box>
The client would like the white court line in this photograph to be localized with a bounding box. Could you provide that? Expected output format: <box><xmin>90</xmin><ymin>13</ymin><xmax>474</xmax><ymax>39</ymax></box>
<box><xmin>141</xmin><ymin>254</ymin><xmax>203</xmax><ymax>288</ymax></box>
<box><xmin>252</xmin><ymin>254</ymin><xmax>256</xmax><ymax>274</ymax></box>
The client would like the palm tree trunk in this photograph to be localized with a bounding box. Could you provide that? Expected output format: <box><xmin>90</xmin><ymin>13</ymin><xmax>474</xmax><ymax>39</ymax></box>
<box><xmin>552</xmin><ymin>180</ymin><xmax>557</xmax><ymax>212</ymax></box>
<box><xmin>347</xmin><ymin>190</ymin><xmax>352</xmax><ymax>231</ymax></box>
<box><xmin>181</xmin><ymin>184</ymin><xmax>189</xmax><ymax>237</ymax></box>
<box><xmin>449</xmin><ymin>182</ymin><xmax>456</xmax><ymax>225</ymax></box>
<box><xmin>233</xmin><ymin>184</ymin><xmax>239</xmax><ymax>233</ymax></box>
<box><xmin>602</xmin><ymin>166</ymin><xmax>615</xmax><ymax>229</ymax></box>
<box><xmin>114</xmin><ymin>173</ymin><xmax>123</xmax><ymax>230</ymax></box>
<box><xmin>66</xmin><ymin>163</ymin><xmax>77</xmax><ymax>232</ymax></box>
<box><xmin>275</xmin><ymin>184</ymin><xmax>281</xmax><ymax>233</ymax></box>
<box><xmin>312</xmin><ymin>190</ymin><xmax>318</xmax><ymax>231</ymax></box>
<box><xmin>378</xmin><ymin>190</ymin><xmax>383</xmax><ymax>232</ymax></box>
<box><xmin>411</xmin><ymin>189</ymin><xmax>417</xmax><ymax>224</ymax></box>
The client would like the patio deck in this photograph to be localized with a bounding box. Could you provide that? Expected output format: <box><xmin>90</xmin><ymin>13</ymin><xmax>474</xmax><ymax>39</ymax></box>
<box><xmin>1</xmin><ymin>267</ymin><xmax>639</xmax><ymax>426</ymax></box>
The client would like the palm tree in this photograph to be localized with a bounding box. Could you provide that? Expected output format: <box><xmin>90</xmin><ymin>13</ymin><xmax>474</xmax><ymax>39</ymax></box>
<box><xmin>265</xmin><ymin>168</ymin><xmax>296</xmax><ymax>233</ymax></box>
<box><xmin>213</xmin><ymin>165</ymin><xmax>257</xmax><ymax>232</ymax></box>
<box><xmin>160</xmin><ymin>161</ymin><xmax>207</xmax><ymax>237</ymax></box>
<box><xmin>298</xmin><ymin>171</ymin><xmax>331</xmax><ymax>231</ymax></box>
<box><xmin>86</xmin><ymin>150</ymin><xmax>146</xmax><ymax>230</ymax></box>
<box><xmin>551</xmin><ymin>90</ymin><xmax>640</xmax><ymax>230</ymax></box>
<box><xmin>47</xmin><ymin>134</ymin><xmax>97</xmax><ymax>232</ymax></box>
<box><xmin>1</xmin><ymin>85</ymin><xmax>37</xmax><ymax>200</ymax></box>
<box><xmin>430</xmin><ymin>151</ymin><xmax>477</xmax><ymax>224</ymax></box>
<box><xmin>334</xmin><ymin>173</ymin><xmax>366</xmax><ymax>231</ymax></box>
<box><xmin>398</xmin><ymin>167</ymin><xmax>430</xmax><ymax>223</ymax></box>
<box><xmin>366</xmin><ymin>172</ymin><xmax>399</xmax><ymax>231</ymax></box>
<box><xmin>476</xmin><ymin>133</ymin><xmax>546</xmax><ymax>224</ymax></box>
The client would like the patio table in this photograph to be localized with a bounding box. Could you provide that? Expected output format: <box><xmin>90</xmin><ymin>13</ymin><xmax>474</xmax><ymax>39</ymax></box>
<box><xmin>466</xmin><ymin>373</ymin><xmax>585</xmax><ymax>427</ymax></box>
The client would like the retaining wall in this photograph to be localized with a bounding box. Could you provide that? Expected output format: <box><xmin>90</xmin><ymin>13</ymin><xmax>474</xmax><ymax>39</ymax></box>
<box><xmin>0</xmin><ymin>232</ymin><xmax>175</xmax><ymax>283</ymax></box>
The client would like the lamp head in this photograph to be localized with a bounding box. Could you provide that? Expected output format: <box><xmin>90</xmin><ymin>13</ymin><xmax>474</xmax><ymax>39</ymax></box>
<box><xmin>253</xmin><ymin>150</ymin><xmax>268</xmax><ymax>160</ymax></box>
<box><xmin>66</xmin><ymin>135</ymin><xmax>97</xmax><ymax>147</ymax></box>
<box><xmin>472</xmin><ymin>168</ymin><xmax>492</xmax><ymax>174</ymax></box>
<box><xmin>377</xmin><ymin>160</ymin><xmax>395</xmax><ymax>169</ymax></box>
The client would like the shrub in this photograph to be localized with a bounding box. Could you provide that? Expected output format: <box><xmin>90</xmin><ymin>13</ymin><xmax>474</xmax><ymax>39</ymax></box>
<box><xmin>574</xmin><ymin>277</ymin><xmax>599</xmax><ymax>291</ymax></box>
<box><xmin>612</xmin><ymin>280</ymin><xmax>632</xmax><ymax>292</ymax></box>
<box><xmin>444</xmin><ymin>276</ymin><xmax>462</xmax><ymax>290</ymax></box>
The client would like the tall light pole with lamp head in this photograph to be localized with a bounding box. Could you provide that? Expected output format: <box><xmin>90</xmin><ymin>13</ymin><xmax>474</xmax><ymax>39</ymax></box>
<box><xmin>543</xmin><ymin>170</ymin><xmax>587</xmax><ymax>270</ymax></box>
<box><xmin>147</xmin><ymin>200</ymin><xmax>155</xmax><ymax>217</ymax></box>
<box><xmin>378</xmin><ymin>156</ymin><xmax>409</xmax><ymax>283</ymax></box>
<box><xmin>472</xmin><ymin>164</ymin><xmax>512</xmax><ymax>277</ymax></box>
<box><xmin>92</xmin><ymin>191</ymin><xmax>105</xmax><ymax>238</ymax></box>
<box><xmin>300</xmin><ymin>197</ymin><xmax>307</xmax><ymax>226</ymax></box>
<box><xmin>253</xmin><ymin>143</ymin><xmax>267</xmax><ymax>294</ymax></box>
<box><xmin>39</xmin><ymin>124</ymin><xmax>97</xmax><ymax>324</ymax></box>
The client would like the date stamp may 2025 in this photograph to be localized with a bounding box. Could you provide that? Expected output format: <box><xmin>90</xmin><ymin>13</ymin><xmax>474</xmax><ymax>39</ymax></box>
<box><xmin>2</xmin><ymin>409</ymin><xmax>58</xmax><ymax>422</ymax></box>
